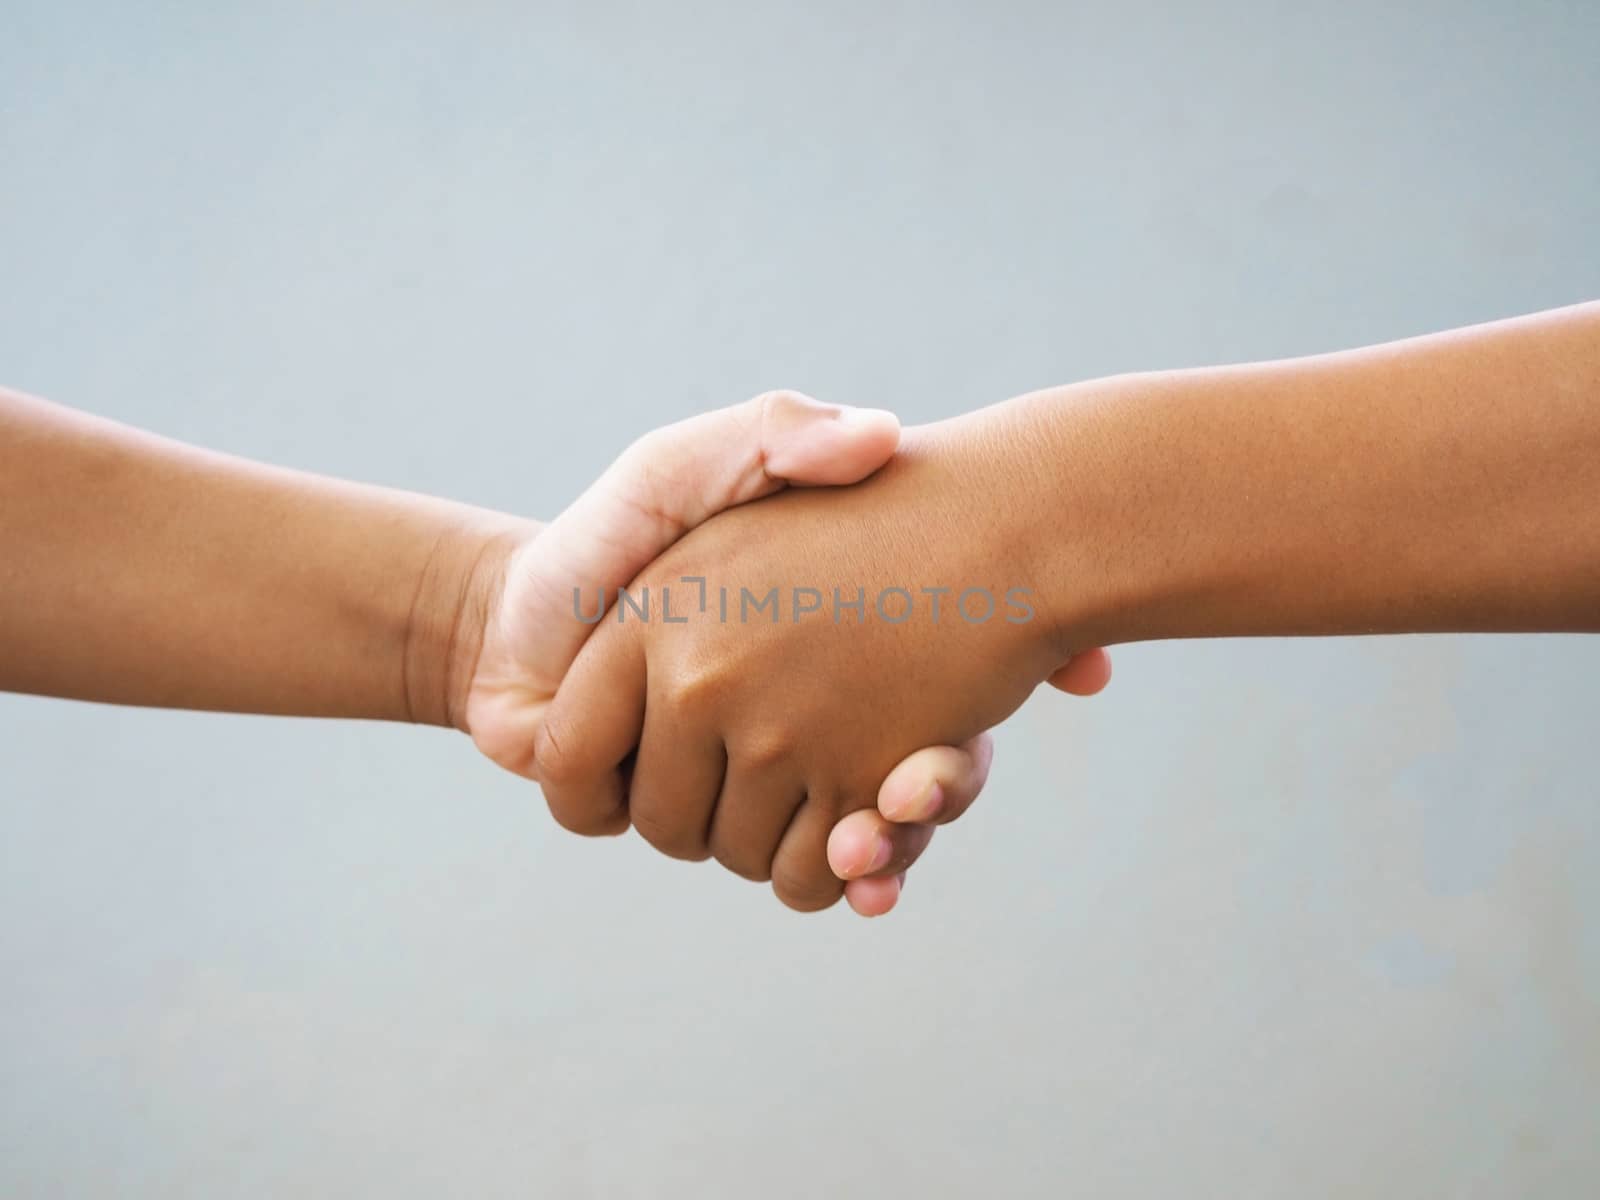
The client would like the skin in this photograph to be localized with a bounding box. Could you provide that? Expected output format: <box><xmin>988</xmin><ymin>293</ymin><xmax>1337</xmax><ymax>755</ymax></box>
<box><xmin>542</xmin><ymin>301</ymin><xmax>1600</xmax><ymax>911</ymax></box>
<box><xmin>0</xmin><ymin>388</ymin><xmax>1091</xmax><ymax>915</ymax></box>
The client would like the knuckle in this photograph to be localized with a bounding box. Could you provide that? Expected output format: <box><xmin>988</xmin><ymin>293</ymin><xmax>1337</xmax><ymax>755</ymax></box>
<box><xmin>613</xmin><ymin>432</ymin><xmax>686</xmax><ymax>529</ymax></box>
<box><xmin>770</xmin><ymin>862</ymin><xmax>843</xmax><ymax>913</ymax></box>
<box><xmin>750</xmin><ymin>387</ymin><xmax>807</xmax><ymax>421</ymax></box>
<box><xmin>625</xmin><ymin>425</ymin><xmax>669</xmax><ymax>460</ymax></box>
<box><xmin>629</xmin><ymin>808</ymin><xmax>703</xmax><ymax>861</ymax></box>
<box><xmin>749</xmin><ymin>389</ymin><xmax>801</xmax><ymax>468</ymax></box>
<box><xmin>660</xmin><ymin>664</ymin><xmax>727</xmax><ymax>718</ymax></box>
<box><xmin>547</xmin><ymin>780</ymin><xmax>627</xmax><ymax>838</ymax></box>
<box><xmin>749</xmin><ymin>388</ymin><xmax>784</xmax><ymax>423</ymax></box>
<box><xmin>620</xmin><ymin>423</ymin><xmax>688</xmax><ymax>475</ymax></box>
<box><xmin>543</xmin><ymin>794</ymin><xmax>619</xmax><ymax>837</ymax></box>
<box><xmin>531</xmin><ymin>719</ymin><xmax>584</xmax><ymax>787</ymax></box>
<box><xmin>711</xmin><ymin>841</ymin><xmax>773</xmax><ymax>884</ymax></box>
<box><xmin>735</xmin><ymin>728</ymin><xmax>799</xmax><ymax>773</ymax></box>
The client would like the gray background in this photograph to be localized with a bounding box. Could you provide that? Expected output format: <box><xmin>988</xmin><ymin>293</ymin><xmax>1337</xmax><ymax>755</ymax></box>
<box><xmin>2</xmin><ymin>1</ymin><xmax>1597</xmax><ymax>1196</ymax></box>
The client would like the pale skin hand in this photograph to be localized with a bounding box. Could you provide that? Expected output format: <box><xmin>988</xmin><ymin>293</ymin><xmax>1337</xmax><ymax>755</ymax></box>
<box><xmin>544</xmin><ymin>302</ymin><xmax>1599</xmax><ymax>911</ymax></box>
<box><xmin>465</xmin><ymin>390</ymin><xmax>906</xmax><ymax>777</ymax></box>
<box><xmin>0</xmin><ymin>386</ymin><xmax>1078</xmax><ymax>916</ymax></box>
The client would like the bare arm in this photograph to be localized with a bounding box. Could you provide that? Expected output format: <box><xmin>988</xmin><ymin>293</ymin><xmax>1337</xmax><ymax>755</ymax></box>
<box><xmin>0</xmin><ymin>387</ymin><xmax>524</xmax><ymax>724</ymax></box>
<box><xmin>537</xmin><ymin>302</ymin><xmax>1600</xmax><ymax>910</ymax></box>
<box><xmin>0</xmin><ymin>386</ymin><xmax>988</xmax><ymax>915</ymax></box>
<box><xmin>1029</xmin><ymin>300</ymin><xmax>1600</xmax><ymax>647</ymax></box>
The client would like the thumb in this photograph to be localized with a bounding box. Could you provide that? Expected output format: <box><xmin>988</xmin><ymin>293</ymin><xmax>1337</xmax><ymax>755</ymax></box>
<box><xmin>540</xmin><ymin>389</ymin><xmax>897</xmax><ymax>596</ymax></box>
<box><xmin>1046</xmin><ymin>647</ymin><xmax>1114</xmax><ymax>696</ymax></box>
<box><xmin>517</xmin><ymin>390</ymin><xmax>898</xmax><ymax>677</ymax></box>
<box><xmin>610</xmin><ymin>388</ymin><xmax>900</xmax><ymax>528</ymax></box>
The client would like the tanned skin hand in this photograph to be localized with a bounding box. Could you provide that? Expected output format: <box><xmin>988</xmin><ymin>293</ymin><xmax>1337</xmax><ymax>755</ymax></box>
<box><xmin>546</xmin><ymin>302</ymin><xmax>1600</xmax><ymax>911</ymax></box>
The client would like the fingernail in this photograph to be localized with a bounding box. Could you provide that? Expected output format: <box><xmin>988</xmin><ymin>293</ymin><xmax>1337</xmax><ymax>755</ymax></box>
<box><xmin>865</xmin><ymin>833</ymin><xmax>893</xmax><ymax>873</ymax></box>
<box><xmin>913</xmin><ymin>781</ymin><xmax>945</xmax><ymax>821</ymax></box>
<box><xmin>835</xmin><ymin>405</ymin><xmax>897</xmax><ymax>429</ymax></box>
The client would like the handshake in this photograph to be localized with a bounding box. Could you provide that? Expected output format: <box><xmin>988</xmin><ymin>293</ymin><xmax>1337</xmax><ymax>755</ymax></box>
<box><xmin>8</xmin><ymin>301</ymin><xmax>1590</xmax><ymax>916</ymax></box>
<box><xmin>454</xmin><ymin>390</ymin><xmax>1111</xmax><ymax>917</ymax></box>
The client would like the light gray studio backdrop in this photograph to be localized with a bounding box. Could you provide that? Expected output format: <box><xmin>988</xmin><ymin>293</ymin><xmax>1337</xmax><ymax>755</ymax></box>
<box><xmin>2</xmin><ymin>2</ymin><xmax>1597</xmax><ymax>1197</ymax></box>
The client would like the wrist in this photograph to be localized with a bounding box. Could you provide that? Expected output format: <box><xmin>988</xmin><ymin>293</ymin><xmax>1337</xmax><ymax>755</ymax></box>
<box><xmin>907</xmin><ymin>402</ymin><xmax>1083</xmax><ymax>666</ymax></box>
<box><xmin>402</xmin><ymin>512</ymin><xmax>537</xmax><ymax>731</ymax></box>
<box><xmin>1000</xmin><ymin>372</ymin><xmax>1204</xmax><ymax>655</ymax></box>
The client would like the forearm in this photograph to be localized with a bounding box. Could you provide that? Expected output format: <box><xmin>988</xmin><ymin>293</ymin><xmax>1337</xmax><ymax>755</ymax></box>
<box><xmin>0</xmin><ymin>387</ymin><xmax>532</xmax><ymax>724</ymax></box>
<box><xmin>1020</xmin><ymin>302</ymin><xmax>1600</xmax><ymax>647</ymax></box>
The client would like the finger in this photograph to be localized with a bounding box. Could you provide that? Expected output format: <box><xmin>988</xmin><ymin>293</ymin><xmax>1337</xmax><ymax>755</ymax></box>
<box><xmin>752</xmin><ymin>390</ymin><xmax>901</xmax><ymax>487</ymax></box>
<box><xmin>874</xmin><ymin>733</ymin><xmax>996</xmax><ymax>825</ymax></box>
<box><xmin>534</xmin><ymin>622</ymin><xmax>646</xmax><ymax>836</ymax></box>
<box><xmin>843</xmin><ymin>872</ymin><xmax>903</xmax><ymax>918</ymax></box>
<box><xmin>707</xmin><ymin>755</ymin><xmax>806</xmax><ymax>882</ymax></box>
<box><xmin>627</xmin><ymin>699</ymin><xmax>726</xmax><ymax>861</ymax></box>
<box><xmin>601</xmin><ymin>390</ymin><xmax>899</xmax><ymax>541</ymax></box>
<box><xmin>1047</xmin><ymin>647</ymin><xmax>1113</xmax><ymax>695</ymax></box>
<box><xmin>827</xmin><ymin>810</ymin><xmax>935</xmax><ymax>880</ymax></box>
<box><xmin>769</xmin><ymin>798</ymin><xmax>852</xmax><ymax>913</ymax></box>
<box><xmin>631</xmin><ymin>389</ymin><xmax>899</xmax><ymax>515</ymax></box>
<box><xmin>517</xmin><ymin>391</ymin><xmax>899</xmax><ymax>686</ymax></box>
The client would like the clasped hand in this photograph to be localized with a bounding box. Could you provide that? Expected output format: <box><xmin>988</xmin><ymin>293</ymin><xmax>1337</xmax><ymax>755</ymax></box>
<box><xmin>462</xmin><ymin>391</ymin><xmax>1108</xmax><ymax>915</ymax></box>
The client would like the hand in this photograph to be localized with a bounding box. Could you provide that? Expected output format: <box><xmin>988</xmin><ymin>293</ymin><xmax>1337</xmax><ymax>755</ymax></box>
<box><xmin>460</xmin><ymin>391</ymin><xmax>1009</xmax><ymax>913</ymax></box>
<box><xmin>537</xmin><ymin>407</ymin><xmax>1074</xmax><ymax>911</ymax></box>
<box><xmin>827</xmin><ymin>646</ymin><xmax>1111</xmax><ymax>916</ymax></box>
